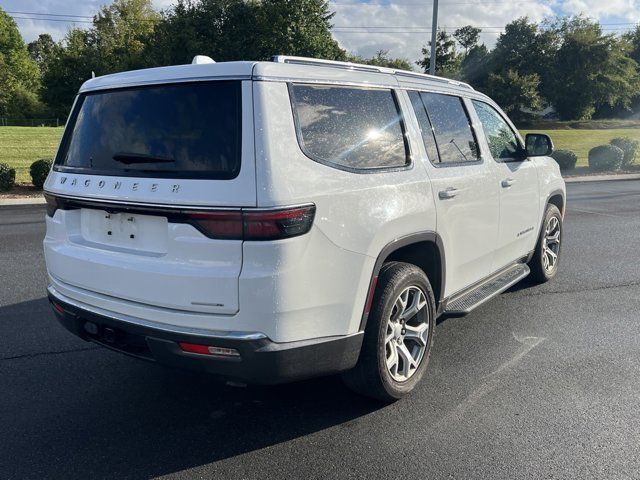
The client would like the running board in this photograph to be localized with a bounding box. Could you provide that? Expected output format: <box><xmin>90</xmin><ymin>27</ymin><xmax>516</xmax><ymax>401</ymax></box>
<box><xmin>443</xmin><ymin>263</ymin><xmax>530</xmax><ymax>317</ymax></box>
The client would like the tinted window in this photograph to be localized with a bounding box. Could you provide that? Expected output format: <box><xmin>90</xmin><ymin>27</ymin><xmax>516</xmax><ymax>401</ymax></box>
<box><xmin>290</xmin><ymin>84</ymin><xmax>408</xmax><ymax>170</ymax></box>
<box><xmin>55</xmin><ymin>81</ymin><xmax>242</xmax><ymax>179</ymax></box>
<box><xmin>472</xmin><ymin>100</ymin><xmax>520</xmax><ymax>160</ymax></box>
<box><xmin>421</xmin><ymin>93</ymin><xmax>479</xmax><ymax>164</ymax></box>
<box><xmin>408</xmin><ymin>90</ymin><xmax>440</xmax><ymax>164</ymax></box>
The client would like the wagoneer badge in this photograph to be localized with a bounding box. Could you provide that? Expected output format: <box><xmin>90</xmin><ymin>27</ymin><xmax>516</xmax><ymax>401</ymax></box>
<box><xmin>59</xmin><ymin>176</ymin><xmax>180</xmax><ymax>193</ymax></box>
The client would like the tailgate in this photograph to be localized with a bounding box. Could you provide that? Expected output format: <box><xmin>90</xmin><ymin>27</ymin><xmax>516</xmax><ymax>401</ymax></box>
<box><xmin>45</xmin><ymin>205</ymin><xmax>241</xmax><ymax>315</ymax></box>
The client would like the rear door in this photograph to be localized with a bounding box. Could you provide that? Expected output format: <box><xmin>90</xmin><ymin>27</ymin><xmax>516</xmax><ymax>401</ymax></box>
<box><xmin>408</xmin><ymin>91</ymin><xmax>500</xmax><ymax>297</ymax></box>
<box><xmin>470</xmin><ymin>100</ymin><xmax>540</xmax><ymax>266</ymax></box>
<box><xmin>45</xmin><ymin>80</ymin><xmax>255</xmax><ymax>315</ymax></box>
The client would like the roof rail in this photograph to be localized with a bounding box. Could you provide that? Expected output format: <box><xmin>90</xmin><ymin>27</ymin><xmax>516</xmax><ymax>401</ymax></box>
<box><xmin>271</xmin><ymin>55</ymin><xmax>474</xmax><ymax>90</ymax></box>
<box><xmin>393</xmin><ymin>70</ymin><xmax>474</xmax><ymax>90</ymax></box>
<box><xmin>271</xmin><ymin>55</ymin><xmax>394</xmax><ymax>74</ymax></box>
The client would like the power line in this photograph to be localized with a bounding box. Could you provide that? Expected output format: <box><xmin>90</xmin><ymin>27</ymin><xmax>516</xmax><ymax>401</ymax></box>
<box><xmin>333</xmin><ymin>24</ymin><xmax>638</xmax><ymax>30</ymax></box>
<box><xmin>8</xmin><ymin>10</ymin><xmax>637</xmax><ymax>27</ymax></box>
<box><xmin>10</xmin><ymin>16</ymin><xmax>93</xmax><ymax>24</ymax></box>
<box><xmin>6</xmin><ymin>10</ymin><xmax>94</xmax><ymax>19</ymax></box>
<box><xmin>9</xmin><ymin>13</ymin><xmax>637</xmax><ymax>30</ymax></box>
<box><xmin>8</xmin><ymin>11</ymin><xmax>638</xmax><ymax>35</ymax></box>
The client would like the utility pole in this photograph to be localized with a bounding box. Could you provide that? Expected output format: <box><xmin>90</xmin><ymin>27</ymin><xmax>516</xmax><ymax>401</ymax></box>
<box><xmin>429</xmin><ymin>0</ymin><xmax>439</xmax><ymax>76</ymax></box>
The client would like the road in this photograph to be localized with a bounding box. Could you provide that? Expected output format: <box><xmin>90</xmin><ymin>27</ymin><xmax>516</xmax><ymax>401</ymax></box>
<box><xmin>2</xmin><ymin>180</ymin><xmax>640</xmax><ymax>479</ymax></box>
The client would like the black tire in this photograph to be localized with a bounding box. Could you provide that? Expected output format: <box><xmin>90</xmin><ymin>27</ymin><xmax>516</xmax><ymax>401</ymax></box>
<box><xmin>342</xmin><ymin>262</ymin><xmax>436</xmax><ymax>402</ymax></box>
<box><xmin>529</xmin><ymin>203</ymin><xmax>563</xmax><ymax>283</ymax></box>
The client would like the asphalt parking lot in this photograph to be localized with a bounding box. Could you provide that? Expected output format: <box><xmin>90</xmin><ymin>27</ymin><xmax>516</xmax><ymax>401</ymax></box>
<box><xmin>2</xmin><ymin>180</ymin><xmax>640</xmax><ymax>479</ymax></box>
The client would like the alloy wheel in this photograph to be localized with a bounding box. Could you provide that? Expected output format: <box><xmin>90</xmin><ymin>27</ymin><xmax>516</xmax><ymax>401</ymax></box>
<box><xmin>385</xmin><ymin>286</ymin><xmax>430</xmax><ymax>382</ymax></box>
<box><xmin>542</xmin><ymin>216</ymin><xmax>561</xmax><ymax>273</ymax></box>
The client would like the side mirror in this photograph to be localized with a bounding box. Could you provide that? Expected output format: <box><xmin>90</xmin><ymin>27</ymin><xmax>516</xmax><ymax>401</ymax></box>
<box><xmin>525</xmin><ymin>133</ymin><xmax>554</xmax><ymax>157</ymax></box>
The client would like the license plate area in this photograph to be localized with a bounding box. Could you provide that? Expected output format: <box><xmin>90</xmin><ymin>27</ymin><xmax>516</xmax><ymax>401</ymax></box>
<box><xmin>79</xmin><ymin>208</ymin><xmax>169</xmax><ymax>254</ymax></box>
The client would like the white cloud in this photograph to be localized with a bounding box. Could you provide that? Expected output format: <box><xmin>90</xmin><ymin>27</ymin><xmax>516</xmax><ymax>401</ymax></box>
<box><xmin>559</xmin><ymin>0</ymin><xmax>640</xmax><ymax>21</ymax></box>
<box><xmin>330</xmin><ymin>0</ymin><xmax>556</xmax><ymax>66</ymax></box>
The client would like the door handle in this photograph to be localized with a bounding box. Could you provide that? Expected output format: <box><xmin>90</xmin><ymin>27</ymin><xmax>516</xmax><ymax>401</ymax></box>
<box><xmin>501</xmin><ymin>178</ymin><xmax>515</xmax><ymax>188</ymax></box>
<box><xmin>439</xmin><ymin>187</ymin><xmax>459</xmax><ymax>200</ymax></box>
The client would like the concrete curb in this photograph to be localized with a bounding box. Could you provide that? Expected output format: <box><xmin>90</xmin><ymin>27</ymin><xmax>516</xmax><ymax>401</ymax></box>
<box><xmin>0</xmin><ymin>173</ymin><xmax>638</xmax><ymax>206</ymax></box>
<box><xmin>0</xmin><ymin>197</ymin><xmax>46</xmax><ymax>206</ymax></box>
<box><xmin>564</xmin><ymin>173</ymin><xmax>640</xmax><ymax>183</ymax></box>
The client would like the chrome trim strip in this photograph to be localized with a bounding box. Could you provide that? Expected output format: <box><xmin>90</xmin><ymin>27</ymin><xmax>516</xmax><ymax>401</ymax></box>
<box><xmin>44</xmin><ymin>191</ymin><xmax>314</xmax><ymax>212</ymax></box>
<box><xmin>253</xmin><ymin>76</ymin><xmax>399</xmax><ymax>89</ymax></box>
<box><xmin>48</xmin><ymin>285</ymin><xmax>268</xmax><ymax>341</ymax></box>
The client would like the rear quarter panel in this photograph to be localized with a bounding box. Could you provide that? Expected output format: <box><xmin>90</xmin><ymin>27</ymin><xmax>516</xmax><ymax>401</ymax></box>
<box><xmin>252</xmin><ymin>80</ymin><xmax>437</xmax><ymax>335</ymax></box>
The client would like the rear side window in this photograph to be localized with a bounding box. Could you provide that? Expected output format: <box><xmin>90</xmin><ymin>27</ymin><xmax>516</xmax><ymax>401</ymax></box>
<box><xmin>471</xmin><ymin>100</ymin><xmax>521</xmax><ymax>160</ymax></box>
<box><xmin>420</xmin><ymin>93</ymin><xmax>480</xmax><ymax>164</ymax></box>
<box><xmin>289</xmin><ymin>84</ymin><xmax>409</xmax><ymax>171</ymax></box>
<box><xmin>55</xmin><ymin>81</ymin><xmax>242</xmax><ymax>179</ymax></box>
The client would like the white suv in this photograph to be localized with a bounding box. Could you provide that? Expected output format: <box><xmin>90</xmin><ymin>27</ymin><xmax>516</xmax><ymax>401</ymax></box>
<box><xmin>43</xmin><ymin>56</ymin><xmax>565</xmax><ymax>401</ymax></box>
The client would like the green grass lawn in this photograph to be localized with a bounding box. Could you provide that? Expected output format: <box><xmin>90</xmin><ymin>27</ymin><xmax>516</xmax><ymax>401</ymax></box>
<box><xmin>0</xmin><ymin>127</ymin><xmax>64</xmax><ymax>183</ymax></box>
<box><xmin>1</xmin><ymin>126</ymin><xmax>639</xmax><ymax>184</ymax></box>
<box><xmin>520</xmin><ymin>128</ymin><xmax>640</xmax><ymax>167</ymax></box>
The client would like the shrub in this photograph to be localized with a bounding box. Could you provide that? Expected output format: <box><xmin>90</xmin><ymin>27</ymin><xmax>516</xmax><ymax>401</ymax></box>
<box><xmin>551</xmin><ymin>149</ymin><xmax>577</xmax><ymax>171</ymax></box>
<box><xmin>30</xmin><ymin>159</ymin><xmax>53</xmax><ymax>190</ymax></box>
<box><xmin>0</xmin><ymin>163</ymin><xmax>16</xmax><ymax>192</ymax></box>
<box><xmin>588</xmin><ymin>145</ymin><xmax>624</xmax><ymax>171</ymax></box>
<box><xmin>609</xmin><ymin>137</ymin><xmax>639</xmax><ymax>167</ymax></box>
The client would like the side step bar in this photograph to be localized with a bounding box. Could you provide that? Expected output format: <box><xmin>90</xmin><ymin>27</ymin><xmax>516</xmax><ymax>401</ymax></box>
<box><xmin>443</xmin><ymin>263</ymin><xmax>530</xmax><ymax>317</ymax></box>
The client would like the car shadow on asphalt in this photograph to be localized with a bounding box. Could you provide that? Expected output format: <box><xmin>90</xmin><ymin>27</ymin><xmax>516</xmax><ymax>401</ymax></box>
<box><xmin>0</xmin><ymin>298</ymin><xmax>386</xmax><ymax>479</ymax></box>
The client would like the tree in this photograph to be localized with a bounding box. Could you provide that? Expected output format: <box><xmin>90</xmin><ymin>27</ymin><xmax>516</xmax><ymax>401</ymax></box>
<box><xmin>28</xmin><ymin>34</ymin><xmax>60</xmax><ymax>76</ymax></box>
<box><xmin>350</xmin><ymin>50</ymin><xmax>413</xmax><ymax>70</ymax></box>
<box><xmin>253</xmin><ymin>0</ymin><xmax>345</xmax><ymax>60</ymax></box>
<box><xmin>485</xmin><ymin>69</ymin><xmax>542</xmax><ymax>121</ymax></box>
<box><xmin>454</xmin><ymin>25</ymin><xmax>481</xmax><ymax>55</ymax></box>
<box><xmin>147</xmin><ymin>0</ymin><xmax>345</xmax><ymax>66</ymax></box>
<box><xmin>492</xmin><ymin>18</ymin><xmax>540</xmax><ymax>74</ymax></box>
<box><xmin>490</xmin><ymin>17</ymin><xmax>559</xmax><ymax>101</ymax></box>
<box><xmin>41</xmin><ymin>29</ymin><xmax>93</xmax><ymax>119</ymax></box>
<box><xmin>89</xmin><ymin>0</ymin><xmax>160</xmax><ymax>73</ymax></box>
<box><xmin>450</xmin><ymin>25</ymin><xmax>489</xmax><ymax>87</ymax></box>
<box><xmin>0</xmin><ymin>8</ymin><xmax>43</xmax><ymax>118</ymax></box>
<box><xmin>40</xmin><ymin>0</ymin><xmax>161</xmax><ymax>118</ymax></box>
<box><xmin>548</xmin><ymin>17</ymin><xmax>640</xmax><ymax>120</ymax></box>
<box><xmin>624</xmin><ymin>25</ymin><xmax>640</xmax><ymax>65</ymax></box>
<box><xmin>460</xmin><ymin>44</ymin><xmax>490</xmax><ymax>86</ymax></box>
<box><xmin>417</xmin><ymin>30</ymin><xmax>460</xmax><ymax>77</ymax></box>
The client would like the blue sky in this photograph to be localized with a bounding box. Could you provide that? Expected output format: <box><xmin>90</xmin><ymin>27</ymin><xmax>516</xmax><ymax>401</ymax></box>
<box><xmin>2</xmin><ymin>0</ymin><xmax>639</xmax><ymax>63</ymax></box>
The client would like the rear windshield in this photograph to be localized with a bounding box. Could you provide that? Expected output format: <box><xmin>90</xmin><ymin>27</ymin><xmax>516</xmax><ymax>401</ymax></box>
<box><xmin>55</xmin><ymin>81</ymin><xmax>242</xmax><ymax>179</ymax></box>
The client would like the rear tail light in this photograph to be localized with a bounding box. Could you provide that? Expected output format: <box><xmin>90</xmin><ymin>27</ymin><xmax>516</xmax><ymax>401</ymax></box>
<box><xmin>43</xmin><ymin>193</ymin><xmax>315</xmax><ymax>241</ymax></box>
<box><xmin>243</xmin><ymin>206</ymin><xmax>316</xmax><ymax>240</ymax></box>
<box><xmin>187</xmin><ymin>211</ymin><xmax>243</xmax><ymax>240</ymax></box>
<box><xmin>44</xmin><ymin>193</ymin><xmax>60</xmax><ymax>217</ymax></box>
<box><xmin>186</xmin><ymin>205</ymin><xmax>315</xmax><ymax>241</ymax></box>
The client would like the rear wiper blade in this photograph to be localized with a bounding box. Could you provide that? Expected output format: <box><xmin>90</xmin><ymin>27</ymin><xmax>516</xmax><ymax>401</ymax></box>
<box><xmin>112</xmin><ymin>152</ymin><xmax>175</xmax><ymax>164</ymax></box>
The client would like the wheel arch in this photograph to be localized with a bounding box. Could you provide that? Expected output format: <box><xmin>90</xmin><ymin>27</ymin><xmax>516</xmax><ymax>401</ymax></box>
<box><xmin>536</xmin><ymin>189</ymin><xmax>565</xmax><ymax>239</ymax></box>
<box><xmin>359</xmin><ymin>232</ymin><xmax>445</xmax><ymax>331</ymax></box>
<box><xmin>547</xmin><ymin>190</ymin><xmax>565</xmax><ymax>216</ymax></box>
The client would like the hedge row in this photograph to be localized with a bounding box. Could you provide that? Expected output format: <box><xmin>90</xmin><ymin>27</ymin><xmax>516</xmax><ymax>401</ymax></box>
<box><xmin>0</xmin><ymin>159</ymin><xmax>52</xmax><ymax>192</ymax></box>
<box><xmin>551</xmin><ymin>136</ymin><xmax>638</xmax><ymax>173</ymax></box>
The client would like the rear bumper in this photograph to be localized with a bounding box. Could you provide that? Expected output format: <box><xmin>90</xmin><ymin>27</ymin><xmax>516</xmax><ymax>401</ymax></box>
<box><xmin>48</xmin><ymin>290</ymin><xmax>363</xmax><ymax>384</ymax></box>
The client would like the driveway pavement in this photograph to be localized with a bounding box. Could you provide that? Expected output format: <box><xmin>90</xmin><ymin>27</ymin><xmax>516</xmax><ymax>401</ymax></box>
<box><xmin>1</xmin><ymin>180</ymin><xmax>640</xmax><ymax>479</ymax></box>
